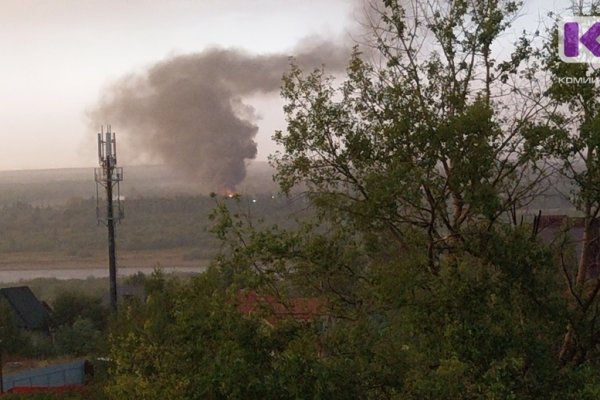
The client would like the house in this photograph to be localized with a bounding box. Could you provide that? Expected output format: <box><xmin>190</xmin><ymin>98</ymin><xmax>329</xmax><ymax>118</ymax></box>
<box><xmin>0</xmin><ymin>286</ymin><xmax>50</xmax><ymax>332</ymax></box>
<box><xmin>237</xmin><ymin>290</ymin><xmax>329</xmax><ymax>328</ymax></box>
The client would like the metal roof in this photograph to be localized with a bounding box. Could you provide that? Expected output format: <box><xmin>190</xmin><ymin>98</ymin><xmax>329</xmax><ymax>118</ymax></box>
<box><xmin>3</xmin><ymin>359</ymin><xmax>87</xmax><ymax>391</ymax></box>
<box><xmin>0</xmin><ymin>286</ymin><xmax>50</xmax><ymax>330</ymax></box>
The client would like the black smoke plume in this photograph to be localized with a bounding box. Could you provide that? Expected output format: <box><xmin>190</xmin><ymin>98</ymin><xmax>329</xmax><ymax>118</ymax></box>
<box><xmin>90</xmin><ymin>41</ymin><xmax>348</xmax><ymax>192</ymax></box>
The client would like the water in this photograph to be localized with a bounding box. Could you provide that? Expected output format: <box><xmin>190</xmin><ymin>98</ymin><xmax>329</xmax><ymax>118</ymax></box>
<box><xmin>0</xmin><ymin>266</ymin><xmax>206</xmax><ymax>283</ymax></box>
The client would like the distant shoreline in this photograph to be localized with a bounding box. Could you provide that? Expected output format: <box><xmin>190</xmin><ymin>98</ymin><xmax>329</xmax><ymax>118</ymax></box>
<box><xmin>0</xmin><ymin>265</ymin><xmax>206</xmax><ymax>283</ymax></box>
<box><xmin>0</xmin><ymin>248</ymin><xmax>210</xmax><ymax>271</ymax></box>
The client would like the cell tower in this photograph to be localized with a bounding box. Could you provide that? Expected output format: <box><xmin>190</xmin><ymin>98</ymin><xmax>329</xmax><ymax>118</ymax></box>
<box><xmin>95</xmin><ymin>125</ymin><xmax>124</xmax><ymax>312</ymax></box>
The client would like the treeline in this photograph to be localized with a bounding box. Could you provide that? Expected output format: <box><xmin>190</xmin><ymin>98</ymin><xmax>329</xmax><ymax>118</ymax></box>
<box><xmin>0</xmin><ymin>194</ymin><xmax>306</xmax><ymax>256</ymax></box>
<box><xmin>0</xmin><ymin>163</ymin><xmax>278</xmax><ymax>207</ymax></box>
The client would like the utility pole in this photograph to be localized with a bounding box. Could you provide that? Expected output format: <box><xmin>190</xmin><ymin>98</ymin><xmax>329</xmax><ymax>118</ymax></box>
<box><xmin>95</xmin><ymin>126</ymin><xmax>124</xmax><ymax>312</ymax></box>
<box><xmin>0</xmin><ymin>339</ymin><xmax>4</xmax><ymax>394</ymax></box>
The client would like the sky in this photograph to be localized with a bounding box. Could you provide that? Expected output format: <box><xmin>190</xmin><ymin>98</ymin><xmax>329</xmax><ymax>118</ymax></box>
<box><xmin>0</xmin><ymin>0</ymin><xmax>574</xmax><ymax>171</ymax></box>
<box><xmin>0</xmin><ymin>0</ymin><xmax>353</xmax><ymax>170</ymax></box>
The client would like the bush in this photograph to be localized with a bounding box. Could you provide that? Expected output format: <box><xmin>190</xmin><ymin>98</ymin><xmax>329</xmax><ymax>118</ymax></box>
<box><xmin>51</xmin><ymin>292</ymin><xmax>108</xmax><ymax>331</ymax></box>
<box><xmin>54</xmin><ymin>318</ymin><xmax>101</xmax><ymax>356</ymax></box>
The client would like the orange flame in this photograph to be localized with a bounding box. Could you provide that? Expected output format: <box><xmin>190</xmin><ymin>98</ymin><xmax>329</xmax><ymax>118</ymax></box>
<box><xmin>222</xmin><ymin>186</ymin><xmax>236</xmax><ymax>199</ymax></box>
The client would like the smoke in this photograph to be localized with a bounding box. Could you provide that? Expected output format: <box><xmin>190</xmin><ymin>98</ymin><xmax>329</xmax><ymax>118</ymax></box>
<box><xmin>89</xmin><ymin>41</ymin><xmax>349</xmax><ymax>192</ymax></box>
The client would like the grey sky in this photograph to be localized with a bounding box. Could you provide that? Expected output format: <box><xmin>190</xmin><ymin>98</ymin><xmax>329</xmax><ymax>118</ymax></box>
<box><xmin>0</xmin><ymin>0</ymin><xmax>574</xmax><ymax>171</ymax></box>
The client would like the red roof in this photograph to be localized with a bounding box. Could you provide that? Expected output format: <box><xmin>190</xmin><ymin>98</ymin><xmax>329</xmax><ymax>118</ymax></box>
<box><xmin>237</xmin><ymin>290</ymin><xmax>324</xmax><ymax>323</ymax></box>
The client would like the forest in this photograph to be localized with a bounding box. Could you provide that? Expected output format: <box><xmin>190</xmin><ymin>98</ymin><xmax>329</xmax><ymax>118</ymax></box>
<box><xmin>0</xmin><ymin>194</ymin><xmax>304</xmax><ymax>257</ymax></box>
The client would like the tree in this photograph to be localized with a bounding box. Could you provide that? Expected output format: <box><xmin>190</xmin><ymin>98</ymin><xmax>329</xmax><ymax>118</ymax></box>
<box><xmin>206</xmin><ymin>1</ymin><xmax>576</xmax><ymax>397</ymax></box>
<box><xmin>55</xmin><ymin>317</ymin><xmax>102</xmax><ymax>356</ymax></box>
<box><xmin>106</xmin><ymin>270</ymin><xmax>338</xmax><ymax>399</ymax></box>
<box><xmin>51</xmin><ymin>291</ymin><xmax>109</xmax><ymax>331</ymax></box>
<box><xmin>538</xmin><ymin>0</ymin><xmax>600</xmax><ymax>367</ymax></box>
<box><xmin>273</xmin><ymin>0</ymin><xmax>553</xmax><ymax>271</ymax></box>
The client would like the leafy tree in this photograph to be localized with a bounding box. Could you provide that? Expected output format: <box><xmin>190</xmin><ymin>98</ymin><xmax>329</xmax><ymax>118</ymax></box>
<box><xmin>55</xmin><ymin>317</ymin><xmax>102</xmax><ymax>356</ymax></box>
<box><xmin>210</xmin><ymin>197</ymin><xmax>572</xmax><ymax>398</ymax></box>
<box><xmin>107</xmin><ymin>271</ymin><xmax>269</xmax><ymax>399</ymax></box>
<box><xmin>273</xmin><ymin>0</ymin><xmax>553</xmax><ymax>272</ymax></box>
<box><xmin>526</xmin><ymin>0</ymin><xmax>600</xmax><ymax>366</ymax></box>
<box><xmin>208</xmin><ymin>0</ymin><xmax>575</xmax><ymax>397</ymax></box>
<box><xmin>51</xmin><ymin>291</ymin><xmax>109</xmax><ymax>331</ymax></box>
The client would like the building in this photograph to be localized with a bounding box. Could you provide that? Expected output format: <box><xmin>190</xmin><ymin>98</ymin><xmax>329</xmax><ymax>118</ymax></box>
<box><xmin>237</xmin><ymin>290</ymin><xmax>329</xmax><ymax>328</ymax></box>
<box><xmin>0</xmin><ymin>286</ymin><xmax>50</xmax><ymax>332</ymax></box>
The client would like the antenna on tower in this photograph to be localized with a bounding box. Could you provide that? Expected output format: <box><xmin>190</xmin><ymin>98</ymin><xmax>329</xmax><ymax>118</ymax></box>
<box><xmin>95</xmin><ymin>125</ymin><xmax>124</xmax><ymax>312</ymax></box>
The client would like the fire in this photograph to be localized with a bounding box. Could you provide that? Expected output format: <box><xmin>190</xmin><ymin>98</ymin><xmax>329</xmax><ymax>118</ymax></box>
<box><xmin>223</xmin><ymin>187</ymin><xmax>236</xmax><ymax>199</ymax></box>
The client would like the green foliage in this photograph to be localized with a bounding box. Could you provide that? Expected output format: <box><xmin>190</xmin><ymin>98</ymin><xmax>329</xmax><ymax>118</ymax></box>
<box><xmin>104</xmin><ymin>1</ymin><xmax>600</xmax><ymax>398</ymax></box>
<box><xmin>41</xmin><ymin>290</ymin><xmax>109</xmax><ymax>357</ymax></box>
<box><xmin>533</xmin><ymin>3</ymin><xmax>600</xmax><ymax>367</ymax></box>
<box><xmin>54</xmin><ymin>317</ymin><xmax>102</xmax><ymax>357</ymax></box>
<box><xmin>273</xmin><ymin>22</ymin><xmax>550</xmax><ymax>273</ymax></box>
<box><xmin>107</xmin><ymin>271</ymin><xmax>269</xmax><ymax>399</ymax></box>
<box><xmin>51</xmin><ymin>291</ymin><xmax>108</xmax><ymax>331</ymax></box>
<box><xmin>105</xmin><ymin>217</ymin><xmax>577</xmax><ymax>398</ymax></box>
<box><xmin>108</xmin><ymin>269</ymin><xmax>386</xmax><ymax>399</ymax></box>
<box><xmin>0</xmin><ymin>194</ymin><xmax>306</xmax><ymax>258</ymax></box>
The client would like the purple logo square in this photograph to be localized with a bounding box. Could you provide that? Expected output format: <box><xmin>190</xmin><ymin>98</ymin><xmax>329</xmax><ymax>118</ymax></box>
<box><xmin>560</xmin><ymin>17</ymin><xmax>600</xmax><ymax>63</ymax></box>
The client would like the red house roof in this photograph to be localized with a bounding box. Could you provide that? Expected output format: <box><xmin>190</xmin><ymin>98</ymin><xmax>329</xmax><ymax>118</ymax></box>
<box><xmin>237</xmin><ymin>290</ymin><xmax>324</xmax><ymax>323</ymax></box>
